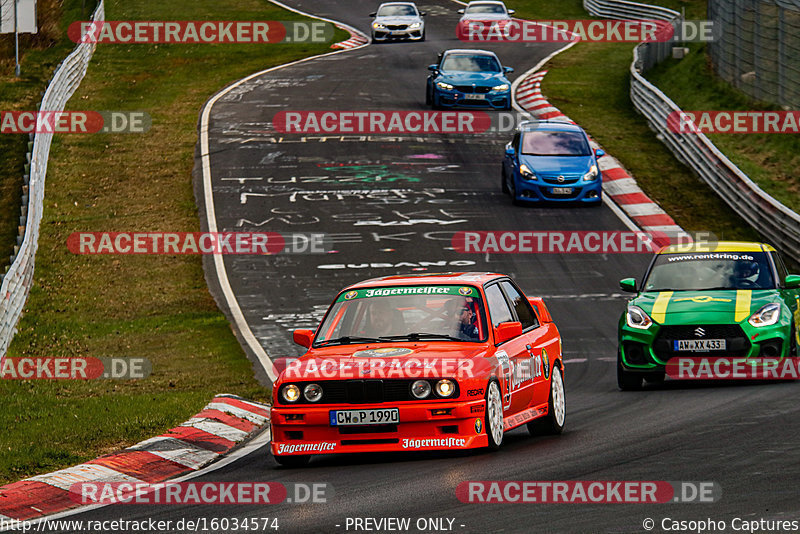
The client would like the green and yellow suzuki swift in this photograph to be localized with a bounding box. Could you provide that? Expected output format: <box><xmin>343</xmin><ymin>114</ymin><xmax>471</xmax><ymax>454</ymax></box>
<box><xmin>617</xmin><ymin>242</ymin><xmax>800</xmax><ymax>390</ymax></box>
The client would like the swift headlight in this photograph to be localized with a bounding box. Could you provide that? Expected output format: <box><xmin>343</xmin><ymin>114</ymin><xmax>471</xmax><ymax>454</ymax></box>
<box><xmin>435</xmin><ymin>379</ymin><xmax>456</xmax><ymax>397</ymax></box>
<box><xmin>303</xmin><ymin>383</ymin><xmax>323</xmax><ymax>402</ymax></box>
<box><xmin>411</xmin><ymin>380</ymin><xmax>431</xmax><ymax>399</ymax></box>
<box><xmin>626</xmin><ymin>305</ymin><xmax>653</xmax><ymax>329</ymax></box>
<box><xmin>281</xmin><ymin>384</ymin><xmax>300</xmax><ymax>403</ymax></box>
<box><xmin>583</xmin><ymin>165</ymin><xmax>599</xmax><ymax>181</ymax></box>
<box><xmin>519</xmin><ymin>164</ymin><xmax>535</xmax><ymax>179</ymax></box>
<box><xmin>436</xmin><ymin>82</ymin><xmax>454</xmax><ymax>90</ymax></box>
<box><xmin>492</xmin><ymin>83</ymin><xmax>509</xmax><ymax>92</ymax></box>
<box><xmin>748</xmin><ymin>303</ymin><xmax>782</xmax><ymax>327</ymax></box>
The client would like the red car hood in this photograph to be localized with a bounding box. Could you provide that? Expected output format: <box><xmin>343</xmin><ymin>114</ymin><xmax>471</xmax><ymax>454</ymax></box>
<box><xmin>279</xmin><ymin>342</ymin><xmax>489</xmax><ymax>382</ymax></box>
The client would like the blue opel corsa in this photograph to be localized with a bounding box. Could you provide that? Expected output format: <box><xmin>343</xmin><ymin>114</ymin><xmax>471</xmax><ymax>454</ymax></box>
<box><xmin>426</xmin><ymin>49</ymin><xmax>513</xmax><ymax>110</ymax></box>
<box><xmin>502</xmin><ymin>120</ymin><xmax>605</xmax><ymax>204</ymax></box>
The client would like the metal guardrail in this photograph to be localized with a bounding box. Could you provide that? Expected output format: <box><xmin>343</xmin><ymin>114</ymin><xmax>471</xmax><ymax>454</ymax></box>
<box><xmin>0</xmin><ymin>1</ymin><xmax>105</xmax><ymax>359</ymax></box>
<box><xmin>584</xmin><ymin>0</ymin><xmax>800</xmax><ymax>262</ymax></box>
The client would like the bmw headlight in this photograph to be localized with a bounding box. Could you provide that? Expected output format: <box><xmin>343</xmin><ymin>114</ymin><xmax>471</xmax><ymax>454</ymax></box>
<box><xmin>409</xmin><ymin>22</ymin><xmax>422</xmax><ymax>29</ymax></box>
<box><xmin>281</xmin><ymin>384</ymin><xmax>300</xmax><ymax>402</ymax></box>
<box><xmin>583</xmin><ymin>165</ymin><xmax>599</xmax><ymax>181</ymax></box>
<box><xmin>373</xmin><ymin>22</ymin><xmax>386</xmax><ymax>29</ymax></box>
<box><xmin>519</xmin><ymin>164</ymin><xmax>536</xmax><ymax>180</ymax></box>
<box><xmin>626</xmin><ymin>306</ymin><xmax>653</xmax><ymax>329</ymax></box>
<box><xmin>436</xmin><ymin>81</ymin><xmax>454</xmax><ymax>90</ymax></box>
<box><xmin>303</xmin><ymin>383</ymin><xmax>323</xmax><ymax>402</ymax></box>
<box><xmin>748</xmin><ymin>303</ymin><xmax>782</xmax><ymax>327</ymax></box>
<box><xmin>411</xmin><ymin>380</ymin><xmax>431</xmax><ymax>399</ymax></box>
<box><xmin>435</xmin><ymin>379</ymin><xmax>456</xmax><ymax>397</ymax></box>
<box><xmin>492</xmin><ymin>84</ymin><xmax>509</xmax><ymax>92</ymax></box>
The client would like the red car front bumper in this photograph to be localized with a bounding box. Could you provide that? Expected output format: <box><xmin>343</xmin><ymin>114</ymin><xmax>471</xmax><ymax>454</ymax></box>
<box><xmin>270</xmin><ymin>399</ymin><xmax>488</xmax><ymax>456</ymax></box>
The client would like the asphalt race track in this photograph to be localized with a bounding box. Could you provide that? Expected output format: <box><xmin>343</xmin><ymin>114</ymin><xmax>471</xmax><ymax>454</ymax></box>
<box><xmin>48</xmin><ymin>1</ymin><xmax>800</xmax><ymax>532</ymax></box>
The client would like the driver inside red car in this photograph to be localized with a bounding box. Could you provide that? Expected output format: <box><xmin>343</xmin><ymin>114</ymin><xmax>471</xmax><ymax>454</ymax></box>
<box><xmin>445</xmin><ymin>297</ymin><xmax>479</xmax><ymax>340</ymax></box>
<box><xmin>364</xmin><ymin>299</ymin><xmax>404</xmax><ymax>337</ymax></box>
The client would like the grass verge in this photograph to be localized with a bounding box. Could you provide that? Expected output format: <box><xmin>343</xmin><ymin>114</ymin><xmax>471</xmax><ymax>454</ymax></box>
<box><xmin>0</xmin><ymin>0</ymin><xmax>346</xmax><ymax>484</ymax></box>
<box><xmin>648</xmin><ymin>46</ymin><xmax>799</xmax><ymax>212</ymax></box>
<box><xmin>511</xmin><ymin>0</ymin><xmax>761</xmax><ymax>241</ymax></box>
<box><xmin>0</xmin><ymin>1</ymin><xmax>92</xmax><ymax>274</ymax></box>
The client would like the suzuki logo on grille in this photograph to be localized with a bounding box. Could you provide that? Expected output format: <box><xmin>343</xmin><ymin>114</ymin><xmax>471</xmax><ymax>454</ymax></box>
<box><xmin>557</xmin><ymin>175</ymin><xmax>565</xmax><ymax>183</ymax></box>
<box><xmin>694</xmin><ymin>327</ymin><xmax>706</xmax><ymax>337</ymax></box>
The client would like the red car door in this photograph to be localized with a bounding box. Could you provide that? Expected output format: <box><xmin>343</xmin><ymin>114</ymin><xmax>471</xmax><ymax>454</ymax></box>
<box><xmin>484</xmin><ymin>282</ymin><xmax>532</xmax><ymax>417</ymax></box>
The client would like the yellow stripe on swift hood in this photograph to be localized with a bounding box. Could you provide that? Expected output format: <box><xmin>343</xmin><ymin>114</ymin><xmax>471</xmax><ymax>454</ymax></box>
<box><xmin>735</xmin><ymin>290</ymin><xmax>752</xmax><ymax>322</ymax></box>
<box><xmin>652</xmin><ymin>292</ymin><xmax>673</xmax><ymax>323</ymax></box>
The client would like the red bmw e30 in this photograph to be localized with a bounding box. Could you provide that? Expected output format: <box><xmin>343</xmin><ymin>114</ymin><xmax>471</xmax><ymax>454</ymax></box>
<box><xmin>270</xmin><ymin>272</ymin><xmax>565</xmax><ymax>466</ymax></box>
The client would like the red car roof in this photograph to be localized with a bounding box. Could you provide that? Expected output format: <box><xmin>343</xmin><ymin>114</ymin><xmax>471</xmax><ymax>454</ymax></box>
<box><xmin>343</xmin><ymin>272</ymin><xmax>505</xmax><ymax>290</ymax></box>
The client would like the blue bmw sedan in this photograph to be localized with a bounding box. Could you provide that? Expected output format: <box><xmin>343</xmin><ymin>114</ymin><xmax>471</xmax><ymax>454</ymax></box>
<box><xmin>426</xmin><ymin>49</ymin><xmax>513</xmax><ymax>110</ymax></box>
<box><xmin>502</xmin><ymin>120</ymin><xmax>605</xmax><ymax>204</ymax></box>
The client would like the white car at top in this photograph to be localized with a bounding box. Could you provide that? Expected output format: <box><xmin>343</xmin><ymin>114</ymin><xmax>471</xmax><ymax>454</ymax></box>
<box><xmin>370</xmin><ymin>2</ymin><xmax>426</xmax><ymax>42</ymax></box>
<box><xmin>458</xmin><ymin>0</ymin><xmax>515</xmax><ymax>29</ymax></box>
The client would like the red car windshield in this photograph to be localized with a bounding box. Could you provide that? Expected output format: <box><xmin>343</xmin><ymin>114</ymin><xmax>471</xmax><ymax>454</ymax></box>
<box><xmin>314</xmin><ymin>285</ymin><xmax>488</xmax><ymax>346</ymax></box>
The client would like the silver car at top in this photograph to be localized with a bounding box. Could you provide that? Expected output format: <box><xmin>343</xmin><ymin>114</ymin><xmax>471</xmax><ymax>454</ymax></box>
<box><xmin>370</xmin><ymin>2</ymin><xmax>426</xmax><ymax>42</ymax></box>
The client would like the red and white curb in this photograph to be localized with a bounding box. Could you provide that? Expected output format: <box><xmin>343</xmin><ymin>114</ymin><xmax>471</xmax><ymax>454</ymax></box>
<box><xmin>0</xmin><ymin>395</ymin><xmax>269</xmax><ymax>521</ymax></box>
<box><xmin>514</xmin><ymin>70</ymin><xmax>685</xmax><ymax>238</ymax></box>
<box><xmin>332</xmin><ymin>32</ymin><xmax>369</xmax><ymax>49</ymax></box>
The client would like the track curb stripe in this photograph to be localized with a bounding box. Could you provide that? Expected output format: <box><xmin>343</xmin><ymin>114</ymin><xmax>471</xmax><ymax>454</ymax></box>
<box><xmin>128</xmin><ymin>437</ymin><xmax>221</xmax><ymax>470</ymax></box>
<box><xmin>0</xmin><ymin>395</ymin><xmax>270</xmax><ymax>521</ymax></box>
<box><xmin>85</xmin><ymin>451</ymin><xmax>189</xmax><ymax>483</ymax></box>
<box><xmin>514</xmin><ymin>69</ymin><xmax>685</xmax><ymax>238</ymax></box>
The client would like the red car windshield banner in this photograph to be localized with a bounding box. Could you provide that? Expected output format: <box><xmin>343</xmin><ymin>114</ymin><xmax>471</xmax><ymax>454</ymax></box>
<box><xmin>337</xmin><ymin>285</ymin><xmax>479</xmax><ymax>302</ymax></box>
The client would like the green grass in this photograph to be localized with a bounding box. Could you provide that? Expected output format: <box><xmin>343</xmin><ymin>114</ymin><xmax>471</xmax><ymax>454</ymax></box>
<box><xmin>0</xmin><ymin>0</ymin><xmax>92</xmax><ymax>274</ymax></box>
<box><xmin>0</xmin><ymin>0</ymin><xmax>346</xmax><ymax>484</ymax></box>
<box><xmin>511</xmin><ymin>0</ymin><xmax>760</xmax><ymax>241</ymax></box>
<box><xmin>648</xmin><ymin>46</ymin><xmax>800</xmax><ymax>212</ymax></box>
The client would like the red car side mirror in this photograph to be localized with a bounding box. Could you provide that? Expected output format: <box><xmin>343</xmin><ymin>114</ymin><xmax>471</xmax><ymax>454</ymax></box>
<box><xmin>293</xmin><ymin>329</ymin><xmax>314</xmax><ymax>348</ymax></box>
<box><xmin>494</xmin><ymin>321</ymin><xmax>522</xmax><ymax>344</ymax></box>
